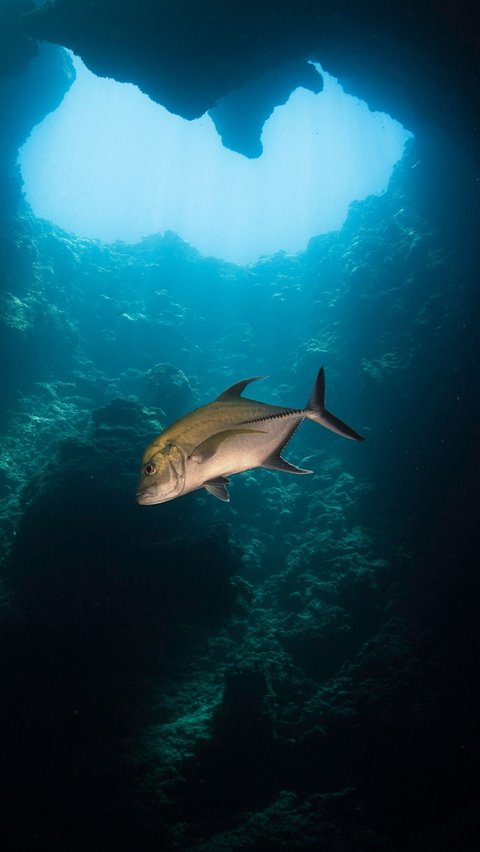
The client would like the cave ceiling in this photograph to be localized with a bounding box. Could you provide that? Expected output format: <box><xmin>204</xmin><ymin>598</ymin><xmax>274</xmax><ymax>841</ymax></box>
<box><xmin>7</xmin><ymin>0</ymin><xmax>478</xmax><ymax>163</ymax></box>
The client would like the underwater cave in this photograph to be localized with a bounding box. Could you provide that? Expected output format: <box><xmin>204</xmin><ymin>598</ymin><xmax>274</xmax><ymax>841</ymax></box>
<box><xmin>1</xmin><ymin>2</ymin><xmax>480</xmax><ymax>851</ymax></box>
<box><xmin>18</xmin><ymin>52</ymin><xmax>411</xmax><ymax>264</ymax></box>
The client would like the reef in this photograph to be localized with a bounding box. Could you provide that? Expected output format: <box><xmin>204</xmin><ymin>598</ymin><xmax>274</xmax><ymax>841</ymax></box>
<box><xmin>0</xmin><ymin>136</ymin><xmax>479</xmax><ymax>848</ymax></box>
<box><xmin>1</xmin><ymin>1</ymin><xmax>480</xmax><ymax>850</ymax></box>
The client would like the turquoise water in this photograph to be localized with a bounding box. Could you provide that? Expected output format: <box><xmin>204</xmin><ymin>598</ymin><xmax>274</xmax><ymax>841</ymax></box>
<box><xmin>1</xmin><ymin>13</ymin><xmax>479</xmax><ymax>852</ymax></box>
<box><xmin>18</xmin><ymin>54</ymin><xmax>410</xmax><ymax>263</ymax></box>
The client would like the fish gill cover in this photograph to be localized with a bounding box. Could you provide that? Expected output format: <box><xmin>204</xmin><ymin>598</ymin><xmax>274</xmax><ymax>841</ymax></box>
<box><xmin>0</xmin><ymin>2</ymin><xmax>480</xmax><ymax>852</ymax></box>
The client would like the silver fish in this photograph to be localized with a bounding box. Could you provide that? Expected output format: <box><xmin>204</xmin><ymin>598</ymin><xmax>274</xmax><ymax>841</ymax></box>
<box><xmin>136</xmin><ymin>367</ymin><xmax>363</xmax><ymax>505</ymax></box>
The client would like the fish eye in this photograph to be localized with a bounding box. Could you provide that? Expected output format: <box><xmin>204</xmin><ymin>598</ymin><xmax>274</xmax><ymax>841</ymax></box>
<box><xmin>143</xmin><ymin>462</ymin><xmax>157</xmax><ymax>476</ymax></box>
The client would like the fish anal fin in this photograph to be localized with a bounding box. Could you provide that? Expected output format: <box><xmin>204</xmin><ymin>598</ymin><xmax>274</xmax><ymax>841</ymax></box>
<box><xmin>204</xmin><ymin>477</ymin><xmax>230</xmax><ymax>502</ymax></box>
<box><xmin>262</xmin><ymin>452</ymin><xmax>313</xmax><ymax>475</ymax></box>
<box><xmin>191</xmin><ymin>428</ymin><xmax>267</xmax><ymax>462</ymax></box>
<box><xmin>216</xmin><ymin>376</ymin><xmax>267</xmax><ymax>401</ymax></box>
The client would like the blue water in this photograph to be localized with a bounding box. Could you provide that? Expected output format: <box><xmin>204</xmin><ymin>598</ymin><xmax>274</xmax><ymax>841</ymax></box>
<box><xmin>18</xmin><ymin>54</ymin><xmax>410</xmax><ymax>264</ymax></box>
<box><xmin>1</xmin><ymin>24</ymin><xmax>480</xmax><ymax>852</ymax></box>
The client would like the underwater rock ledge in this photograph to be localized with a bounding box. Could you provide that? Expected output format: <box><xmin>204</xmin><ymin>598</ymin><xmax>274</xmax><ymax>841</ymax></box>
<box><xmin>19</xmin><ymin>0</ymin><xmax>480</xmax><ymax>161</ymax></box>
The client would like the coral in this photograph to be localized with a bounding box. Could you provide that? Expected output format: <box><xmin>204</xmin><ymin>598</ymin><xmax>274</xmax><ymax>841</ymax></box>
<box><xmin>144</xmin><ymin>362</ymin><xmax>193</xmax><ymax>420</ymax></box>
<box><xmin>0</xmin><ymin>91</ymin><xmax>479</xmax><ymax>849</ymax></box>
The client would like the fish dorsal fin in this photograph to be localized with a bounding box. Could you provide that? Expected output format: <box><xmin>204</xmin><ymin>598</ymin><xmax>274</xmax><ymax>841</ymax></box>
<box><xmin>204</xmin><ymin>476</ymin><xmax>230</xmax><ymax>502</ymax></box>
<box><xmin>216</xmin><ymin>376</ymin><xmax>266</xmax><ymax>401</ymax></box>
<box><xmin>191</xmin><ymin>428</ymin><xmax>267</xmax><ymax>463</ymax></box>
<box><xmin>262</xmin><ymin>452</ymin><xmax>313</xmax><ymax>475</ymax></box>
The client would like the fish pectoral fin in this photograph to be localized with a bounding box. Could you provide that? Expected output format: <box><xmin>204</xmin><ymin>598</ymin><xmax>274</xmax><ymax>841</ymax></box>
<box><xmin>204</xmin><ymin>477</ymin><xmax>230</xmax><ymax>502</ymax></box>
<box><xmin>191</xmin><ymin>428</ymin><xmax>266</xmax><ymax>462</ymax></box>
<box><xmin>262</xmin><ymin>452</ymin><xmax>313</xmax><ymax>475</ymax></box>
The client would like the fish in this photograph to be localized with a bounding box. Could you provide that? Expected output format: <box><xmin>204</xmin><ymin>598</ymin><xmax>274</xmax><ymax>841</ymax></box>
<box><xmin>136</xmin><ymin>367</ymin><xmax>363</xmax><ymax>505</ymax></box>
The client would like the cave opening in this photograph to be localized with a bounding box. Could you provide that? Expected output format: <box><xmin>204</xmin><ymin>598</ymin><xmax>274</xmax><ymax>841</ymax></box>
<box><xmin>18</xmin><ymin>52</ymin><xmax>411</xmax><ymax>266</ymax></box>
<box><xmin>2</xmin><ymin>2</ymin><xmax>480</xmax><ymax>850</ymax></box>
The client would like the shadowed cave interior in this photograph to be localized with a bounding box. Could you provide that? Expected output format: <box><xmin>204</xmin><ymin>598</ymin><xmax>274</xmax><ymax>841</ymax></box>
<box><xmin>1</xmin><ymin>2</ymin><xmax>480</xmax><ymax>851</ymax></box>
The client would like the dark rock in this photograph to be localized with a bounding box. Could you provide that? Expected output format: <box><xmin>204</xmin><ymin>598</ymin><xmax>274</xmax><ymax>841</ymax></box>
<box><xmin>0</xmin><ymin>413</ymin><xmax>243</xmax><ymax>848</ymax></box>
<box><xmin>21</xmin><ymin>0</ymin><xmax>480</xmax><ymax>160</ymax></box>
<box><xmin>144</xmin><ymin>362</ymin><xmax>193</xmax><ymax>420</ymax></box>
<box><xmin>92</xmin><ymin>396</ymin><xmax>146</xmax><ymax>428</ymax></box>
<box><xmin>0</xmin><ymin>0</ymin><xmax>37</xmax><ymax>76</ymax></box>
<box><xmin>209</xmin><ymin>59</ymin><xmax>323</xmax><ymax>158</ymax></box>
<box><xmin>0</xmin><ymin>39</ymin><xmax>74</xmax><ymax>175</ymax></box>
<box><xmin>0</xmin><ymin>24</ymin><xmax>479</xmax><ymax>847</ymax></box>
<box><xmin>212</xmin><ymin>666</ymin><xmax>274</xmax><ymax>743</ymax></box>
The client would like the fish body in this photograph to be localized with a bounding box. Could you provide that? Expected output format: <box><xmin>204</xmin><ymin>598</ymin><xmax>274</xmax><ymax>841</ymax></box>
<box><xmin>136</xmin><ymin>368</ymin><xmax>363</xmax><ymax>505</ymax></box>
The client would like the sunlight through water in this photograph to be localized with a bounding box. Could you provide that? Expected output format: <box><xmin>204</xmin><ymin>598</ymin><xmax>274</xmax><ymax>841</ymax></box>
<box><xmin>19</xmin><ymin>54</ymin><xmax>412</xmax><ymax>265</ymax></box>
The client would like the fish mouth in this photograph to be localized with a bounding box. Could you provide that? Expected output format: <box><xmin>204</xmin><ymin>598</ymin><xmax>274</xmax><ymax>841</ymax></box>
<box><xmin>136</xmin><ymin>487</ymin><xmax>159</xmax><ymax>505</ymax></box>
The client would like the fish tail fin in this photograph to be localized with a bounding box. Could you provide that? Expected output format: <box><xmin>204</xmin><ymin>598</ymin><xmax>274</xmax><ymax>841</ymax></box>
<box><xmin>305</xmin><ymin>368</ymin><xmax>364</xmax><ymax>441</ymax></box>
